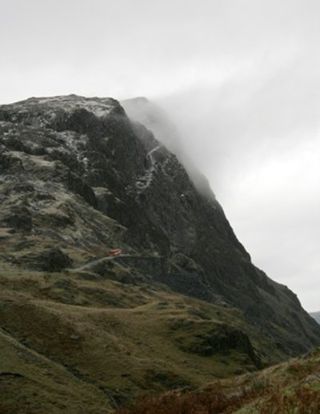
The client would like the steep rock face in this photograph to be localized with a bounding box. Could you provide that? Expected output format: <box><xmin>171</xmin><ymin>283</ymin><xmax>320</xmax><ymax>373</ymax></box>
<box><xmin>123</xmin><ymin>97</ymin><xmax>320</xmax><ymax>355</ymax></box>
<box><xmin>0</xmin><ymin>94</ymin><xmax>319</xmax><ymax>361</ymax></box>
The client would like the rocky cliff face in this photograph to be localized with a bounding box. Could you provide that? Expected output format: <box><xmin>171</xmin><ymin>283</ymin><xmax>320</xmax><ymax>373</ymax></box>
<box><xmin>0</xmin><ymin>94</ymin><xmax>320</xmax><ymax>412</ymax></box>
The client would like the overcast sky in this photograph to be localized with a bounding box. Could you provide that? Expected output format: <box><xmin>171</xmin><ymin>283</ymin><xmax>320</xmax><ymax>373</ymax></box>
<box><xmin>1</xmin><ymin>0</ymin><xmax>319</xmax><ymax>311</ymax></box>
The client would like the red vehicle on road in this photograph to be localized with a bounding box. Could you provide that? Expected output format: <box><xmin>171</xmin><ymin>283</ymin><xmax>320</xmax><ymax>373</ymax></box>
<box><xmin>108</xmin><ymin>248</ymin><xmax>122</xmax><ymax>257</ymax></box>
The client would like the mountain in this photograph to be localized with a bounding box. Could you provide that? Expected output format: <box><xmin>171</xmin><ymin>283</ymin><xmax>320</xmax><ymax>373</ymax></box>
<box><xmin>311</xmin><ymin>312</ymin><xmax>320</xmax><ymax>324</ymax></box>
<box><xmin>0</xmin><ymin>94</ymin><xmax>319</xmax><ymax>413</ymax></box>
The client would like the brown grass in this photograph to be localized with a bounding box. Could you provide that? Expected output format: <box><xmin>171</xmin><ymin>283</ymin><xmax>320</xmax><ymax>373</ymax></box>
<box><xmin>117</xmin><ymin>385</ymin><xmax>320</xmax><ymax>414</ymax></box>
<box><xmin>260</xmin><ymin>387</ymin><xmax>320</xmax><ymax>414</ymax></box>
<box><xmin>116</xmin><ymin>350</ymin><xmax>320</xmax><ymax>414</ymax></box>
<box><xmin>116</xmin><ymin>383</ymin><xmax>268</xmax><ymax>414</ymax></box>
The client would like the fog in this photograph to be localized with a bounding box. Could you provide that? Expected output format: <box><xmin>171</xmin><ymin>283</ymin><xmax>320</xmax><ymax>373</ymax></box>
<box><xmin>155</xmin><ymin>81</ymin><xmax>320</xmax><ymax>313</ymax></box>
<box><xmin>1</xmin><ymin>0</ymin><xmax>319</xmax><ymax>311</ymax></box>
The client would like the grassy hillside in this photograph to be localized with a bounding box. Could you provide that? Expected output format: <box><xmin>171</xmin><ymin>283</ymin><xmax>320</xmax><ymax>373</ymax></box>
<box><xmin>117</xmin><ymin>348</ymin><xmax>320</xmax><ymax>414</ymax></box>
<box><xmin>0</xmin><ymin>258</ymin><xmax>286</xmax><ymax>413</ymax></box>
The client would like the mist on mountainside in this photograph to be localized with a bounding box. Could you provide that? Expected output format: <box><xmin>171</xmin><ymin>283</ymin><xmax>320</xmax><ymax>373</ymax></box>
<box><xmin>122</xmin><ymin>97</ymin><xmax>216</xmax><ymax>199</ymax></box>
<box><xmin>123</xmin><ymin>83</ymin><xmax>320</xmax><ymax>313</ymax></box>
<box><xmin>311</xmin><ymin>312</ymin><xmax>320</xmax><ymax>324</ymax></box>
